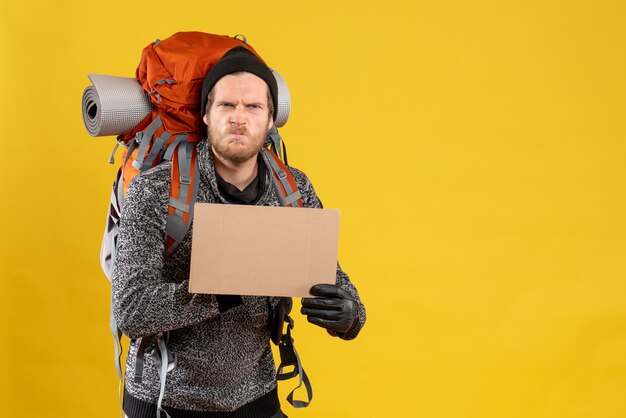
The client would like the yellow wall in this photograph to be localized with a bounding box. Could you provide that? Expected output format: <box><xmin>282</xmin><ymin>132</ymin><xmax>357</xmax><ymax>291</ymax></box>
<box><xmin>1</xmin><ymin>1</ymin><xmax>625</xmax><ymax>417</ymax></box>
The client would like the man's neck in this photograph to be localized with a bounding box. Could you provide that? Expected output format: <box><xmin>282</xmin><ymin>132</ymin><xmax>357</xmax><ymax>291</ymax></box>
<box><xmin>212</xmin><ymin>149</ymin><xmax>259</xmax><ymax>191</ymax></box>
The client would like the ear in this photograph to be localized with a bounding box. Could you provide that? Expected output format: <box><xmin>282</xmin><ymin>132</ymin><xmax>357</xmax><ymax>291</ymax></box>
<box><xmin>203</xmin><ymin>114</ymin><xmax>209</xmax><ymax>125</ymax></box>
<box><xmin>266</xmin><ymin>115</ymin><xmax>274</xmax><ymax>131</ymax></box>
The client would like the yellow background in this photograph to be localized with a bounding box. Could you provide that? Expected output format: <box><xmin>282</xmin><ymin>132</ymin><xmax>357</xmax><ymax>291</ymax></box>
<box><xmin>1</xmin><ymin>1</ymin><xmax>625</xmax><ymax>417</ymax></box>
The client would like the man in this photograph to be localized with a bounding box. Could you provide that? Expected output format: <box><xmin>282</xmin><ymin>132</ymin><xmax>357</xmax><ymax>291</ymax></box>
<box><xmin>112</xmin><ymin>46</ymin><xmax>366</xmax><ymax>418</ymax></box>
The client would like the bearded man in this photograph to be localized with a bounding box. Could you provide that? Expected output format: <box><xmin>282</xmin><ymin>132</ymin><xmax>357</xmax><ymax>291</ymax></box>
<box><xmin>112</xmin><ymin>47</ymin><xmax>366</xmax><ymax>418</ymax></box>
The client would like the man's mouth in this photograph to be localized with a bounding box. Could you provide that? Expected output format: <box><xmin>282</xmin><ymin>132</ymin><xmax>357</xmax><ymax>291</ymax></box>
<box><xmin>227</xmin><ymin>128</ymin><xmax>247</xmax><ymax>138</ymax></box>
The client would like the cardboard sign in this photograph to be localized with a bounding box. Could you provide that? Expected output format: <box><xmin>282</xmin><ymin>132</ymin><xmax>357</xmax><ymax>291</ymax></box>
<box><xmin>189</xmin><ymin>203</ymin><xmax>340</xmax><ymax>297</ymax></box>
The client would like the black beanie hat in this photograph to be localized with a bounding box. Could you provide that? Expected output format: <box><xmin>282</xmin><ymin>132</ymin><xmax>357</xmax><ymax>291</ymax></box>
<box><xmin>200</xmin><ymin>46</ymin><xmax>278</xmax><ymax>121</ymax></box>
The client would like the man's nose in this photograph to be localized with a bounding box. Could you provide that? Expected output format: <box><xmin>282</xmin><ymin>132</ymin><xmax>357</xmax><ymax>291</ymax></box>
<box><xmin>229</xmin><ymin>104</ymin><xmax>246</xmax><ymax>125</ymax></box>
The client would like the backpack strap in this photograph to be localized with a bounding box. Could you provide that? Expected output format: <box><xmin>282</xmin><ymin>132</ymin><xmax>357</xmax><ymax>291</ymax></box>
<box><xmin>162</xmin><ymin>134</ymin><xmax>186</xmax><ymax>161</ymax></box>
<box><xmin>164</xmin><ymin>140</ymin><xmax>199</xmax><ymax>259</ymax></box>
<box><xmin>276</xmin><ymin>315</ymin><xmax>313</xmax><ymax>408</ymax></box>
<box><xmin>141</xmin><ymin>130</ymin><xmax>172</xmax><ymax>171</ymax></box>
<box><xmin>130</xmin><ymin>334</ymin><xmax>178</xmax><ymax>418</ymax></box>
<box><xmin>114</xmin><ymin>119</ymin><xmax>161</xmax><ymax>213</ymax></box>
<box><xmin>267</xmin><ymin>125</ymin><xmax>288</xmax><ymax>165</ymax></box>
<box><xmin>132</xmin><ymin>117</ymin><xmax>163</xmax><ymax>170</ymax></box>
<box><xmin>110</xmin><ymin>311</ymin><xmax>124</xmax><ymax>380</ymax></box>
<box><xmin>264</xmin><ymin>149</ymin><xmax>302</xmax><ymax>208</ymax></box>
<box><xmin>109</xmin><ymin>309</ymin><xmax>125</xmax><ymax>418</ymax></box>
<box><xmin>151</xmin><ymin>334</ymin><xmax>177</xmax><ymax>418</ymax></box>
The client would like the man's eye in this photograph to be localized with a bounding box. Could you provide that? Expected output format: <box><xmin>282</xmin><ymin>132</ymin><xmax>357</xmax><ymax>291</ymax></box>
<box><xmin>219</xmin><ymin>103</ymin><xmax>235</xmax><ymax>108</ymax></box>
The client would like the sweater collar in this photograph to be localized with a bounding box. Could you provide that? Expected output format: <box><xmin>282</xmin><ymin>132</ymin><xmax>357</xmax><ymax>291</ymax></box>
<box><xmin>197</xmin><ymin>139</ymin><xmax>274</xmax><ymax>205</ymax></box>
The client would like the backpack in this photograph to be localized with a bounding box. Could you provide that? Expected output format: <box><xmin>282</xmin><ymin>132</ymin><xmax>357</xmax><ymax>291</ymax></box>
<box><xmin>85</xmin><ymin>32</ymin><xmax>311</xmax><ymax>416</ymax></box>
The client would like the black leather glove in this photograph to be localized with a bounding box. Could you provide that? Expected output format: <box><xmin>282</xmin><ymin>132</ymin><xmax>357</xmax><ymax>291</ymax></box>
<box><xmin>301</xmin><ymin>284</ymin><xmax>358</xmax><ymax>335</ymax></box>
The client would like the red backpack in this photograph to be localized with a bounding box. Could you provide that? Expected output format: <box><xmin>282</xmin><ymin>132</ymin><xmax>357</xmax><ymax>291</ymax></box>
<box><xmin>85</xmin><ymin>32</ymin><xmax>310</xmax><ymax>415</ymax></box>
<box><xmin>105</xmin><ymin>32</ymin><xmax>300</xmax><ymax>264</ymax></box>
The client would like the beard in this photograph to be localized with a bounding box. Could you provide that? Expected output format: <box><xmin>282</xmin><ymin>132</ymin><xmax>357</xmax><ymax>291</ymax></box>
<box><xmin>207</xmin><ymin>121</ymin><xmax>268</xmax><ymax>165</ymax></box>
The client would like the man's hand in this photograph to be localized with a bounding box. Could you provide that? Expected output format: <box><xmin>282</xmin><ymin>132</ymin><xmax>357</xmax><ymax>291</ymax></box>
<box><xmin>301</xmin><ymin>284</ymin><xmax>358</xmax><ymax>334</ymax></box>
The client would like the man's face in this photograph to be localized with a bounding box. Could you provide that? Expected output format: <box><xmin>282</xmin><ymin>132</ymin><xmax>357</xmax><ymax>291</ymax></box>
<box><xmin>203</xmin><ymin>72</ymin><xmax>274</xmax><ymax>165</ymax></box>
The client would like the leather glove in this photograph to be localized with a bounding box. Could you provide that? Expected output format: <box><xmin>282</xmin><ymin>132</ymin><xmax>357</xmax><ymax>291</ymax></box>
<box><xmin>301</xmin><ymin>284</ymin><xmax>358</xmax><ymax>334</ymax></box>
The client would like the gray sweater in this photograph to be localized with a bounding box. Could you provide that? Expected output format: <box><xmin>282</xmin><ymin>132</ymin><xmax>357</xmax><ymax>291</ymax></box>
<box><xmin>112</xmin><ymin>139</ymin><xmax>366</xmax><ymax>417</ymax></box>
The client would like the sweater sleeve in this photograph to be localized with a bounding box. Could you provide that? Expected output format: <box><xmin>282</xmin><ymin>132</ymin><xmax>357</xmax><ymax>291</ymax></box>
<box><xmin>290</xmin><ymin>167</ymin><xmax>367</xmax><ymax>340</ymax></box>
<box><xmin>112</xmin><ymin>169</ymin><xmax>220</xmax><ymax>339</ymax></box>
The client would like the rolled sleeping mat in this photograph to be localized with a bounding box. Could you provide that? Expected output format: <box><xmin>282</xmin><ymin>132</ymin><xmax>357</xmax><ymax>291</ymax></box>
<box><xmin>82</xmin><ymin>70</ymin><xmax>291</xmax><ymax>137</ymax></box>
<box><xmin>271</xmin><ymin>69</ymin><xmax>291</xmax><ymax>128</ymax></box>
<box><xmin>82</xmin><ymin>74</ymin><xmax>153</xmax><ymax>137</ymax></box>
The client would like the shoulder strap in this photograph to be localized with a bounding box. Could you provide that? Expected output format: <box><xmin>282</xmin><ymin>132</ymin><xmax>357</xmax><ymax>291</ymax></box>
<box><xmin>264</xmin><ymin>148</ymin><xmax>303</xmax><ymax>208</ymax></box>
<box><xmin>163</xmin><ymin>143</ymin><xmax>301</xmax><ymax>257</ymax></box>
<box><xmin>164</xmin><ymin>139</ymin><xmax>200</xmax><ymax>259</ymax></box>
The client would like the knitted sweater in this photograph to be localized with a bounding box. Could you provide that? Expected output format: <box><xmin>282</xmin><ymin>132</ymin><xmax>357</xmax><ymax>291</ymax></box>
<box><xmin>112</xmin><ymin>139</ymin><xmax>366</xmax><ymax>417</ymax></box>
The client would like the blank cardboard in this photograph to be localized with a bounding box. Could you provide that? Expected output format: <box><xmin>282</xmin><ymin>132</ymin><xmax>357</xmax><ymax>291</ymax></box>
<box><xmin>189</xmin><ymin>203</ymin><xmax>340</xmax><ymax>297</ymax></box>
